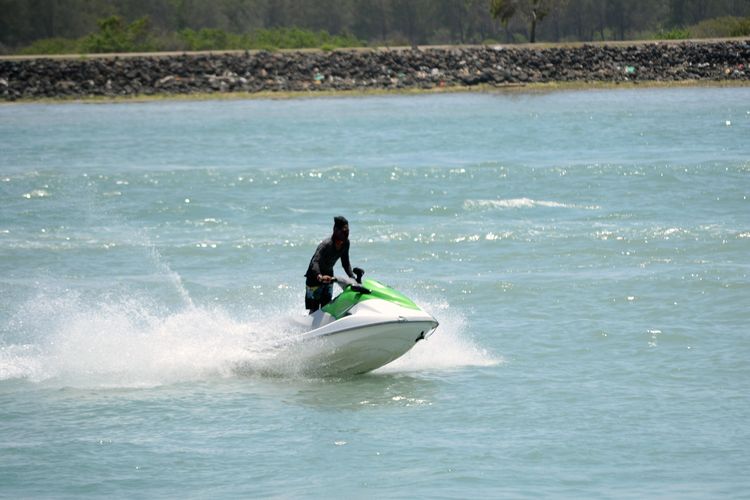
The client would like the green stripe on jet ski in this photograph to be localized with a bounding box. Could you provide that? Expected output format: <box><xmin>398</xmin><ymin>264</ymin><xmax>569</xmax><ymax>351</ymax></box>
<box><xmin>323</xmin><ymin>278</ymin><xmax>421</xmax><ymax>319</ymax></box>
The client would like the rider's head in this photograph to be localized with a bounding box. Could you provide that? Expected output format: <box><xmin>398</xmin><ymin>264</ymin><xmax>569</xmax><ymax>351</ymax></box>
<box><xmin>333</xmin><ymin>216</ymin><xmax>349</xmax><ymax>243</ymax></box>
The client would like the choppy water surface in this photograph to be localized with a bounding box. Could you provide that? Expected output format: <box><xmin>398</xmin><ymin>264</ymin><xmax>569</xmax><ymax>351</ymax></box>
<box><xmin>1</xmin><ymin>88</ymin><xmax>749</xmax><ymax>498</ymax></box>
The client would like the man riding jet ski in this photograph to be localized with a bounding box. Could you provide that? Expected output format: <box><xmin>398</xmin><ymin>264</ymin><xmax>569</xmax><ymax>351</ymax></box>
<box><xmin>290</xmin><ymin>216</ymin><xmax>438</xmax><ymax>376</ymax></box>
<box><xmin>305</xmin><ymin>215</ymin><xmax>356</xmax><ymax>314</ymax></box>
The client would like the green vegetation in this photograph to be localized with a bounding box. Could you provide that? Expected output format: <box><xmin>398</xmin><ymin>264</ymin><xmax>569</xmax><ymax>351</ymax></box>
<box><xmin>178</xmin><ymin>27</ymin><xmax>363</xmax><ymax>51</ymax></box>
<box><xmin>80</xmin><ymin>16</ymin><xmax>154</xmax><ymax>53</ymax></box>
<box><xmin>19</xmin><ymin>37</ymin><xmax>81</xmax><ymax>55</ymax></box>
<box><xmin>653</xmin><ymin>15</ymin><xmax>750</xmax><ymax>41</ymax></box>
<box><xmin>19</xmin><ymin>21</ymin><xmax>365</xmax><ymax>55</ymax></box>
<box><xmin>20</xmin><ymin>16</ymin><xmax>155</xmax><ymax>54</ymax></box>
<box><xmin>656</xmin><ymin>28</ymin><xmax>691</xmax><ymax>40</ymax></box>
<box><xmin>689</xmin><ymin>16</ymin><xmax>750</xmax><ymax>38</ymax></box>
<box><xmin>2</xmin><ymin>0</ymin><xmax>750</xmax><ymax>55</ymax></box>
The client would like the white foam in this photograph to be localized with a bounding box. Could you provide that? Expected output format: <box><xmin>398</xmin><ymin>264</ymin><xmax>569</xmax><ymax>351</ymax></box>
<box><xmin>0</xmin><ymin>291</ymin><xmax>497</xmax><ymax>386</ymax></box>
<box><xmin>1</xmin><ymin>294</ymin><xmax>272</xmax><ymax>387</ymax></box>
<box><xmin>147</xmin><ymin>246</ymin><xmax>194</xmax><ymax>307</ymax></box>
<box><xmin>22</xmin><ymin>189</ymin><xmax>50</xmax><ymax>199</ymax></box>
<box><xmin>0</xmin><ymin>344</ymin><xmax>44</xmax><ymax>381</ymax></box>
<box><xmin>376</xmin><ymin>298</ymin><xmax>502</xmax><ymax>374</ymax></box>
<box><xmin>464</xmin><ymin>198</ymin><xmax>600</xmax><ymax>210</ymax></box>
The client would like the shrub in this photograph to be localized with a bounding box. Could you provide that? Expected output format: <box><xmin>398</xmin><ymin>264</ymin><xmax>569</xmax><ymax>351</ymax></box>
<box><xmin>657</xmin><ymin>28</ymin><xmax>691</xmax><ymax>40</ymax></box>
<box><xmin>248</xmin><ymin>27</ymin><xmax>363</xmax><ymax>50</ymax></box>
<box><xmin>80</xmin><ymin>15</ymin><xmax>154</xmax><ymax>53</ymax></box>
<box><xmin>688</xmin><ymin>16</ymin><xmax>747</xmax><ymax>38</ymax></box>
<box><xmin>15</xmin><ymin>21</ymin><xmax>365</xmax><ymax>55</ymax></box>
<box><xmin>179</xmin><ymin>28</ymin><xmax>238</xmax><ymax>51</ymax></box>
<box><xmin>730</xmin><ymin>17</ymin><xmax>750</xmax><ymax>37</ymax></box>
<box><xmin>19</xmin><ymin>37</ymin><xmax>82</xmax><ymax>55</ymax></box>
<box><xmin>177</xmin><ymin>26</ymin><xmax>364</xmax><ymax>51</ymax></box>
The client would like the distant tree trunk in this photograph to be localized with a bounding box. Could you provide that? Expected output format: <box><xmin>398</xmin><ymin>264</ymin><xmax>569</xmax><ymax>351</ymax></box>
<box><xmin>29</xmin><ymin>0</ymin><xmax>58</xmax><ymax>38</ymax></box>
<box><xmin>265</xmin><ymin>0</ymin><xmax>287</xmax><ymax>28</ymax></box>
<box><xmin>669</xmin><ymin>0</ymin><xmax>686</xmax><ymax>27</ymax></box>
<box><xmin>491</xmin><ymin>0</ymin><xmax>551</xmax><ymax>44</ymax></box>
<box><xmin>392</xmin><ymin>0</ymin><xmax>422</xmax><ymax>47</ymax></box>
<box><xmin>457</xmin><ymin>4</ymin><xmax>466</xmax><ymax>44</ymax></box>
<box><xmin>529</xmin><ymin>8</ymin><xmax>538</xmax><ymax>42</ymax></box>
<box><xmin>694</xmin><ymin>0</ymin><xmax>708</xmax><ymax>22</ymax></box>
<box><xmin>528</xmin><ymin>1</ymin><xmax>551</xmax><ymax>43</ymax></box>
<box><xmin>378</xmin><ymin>0</ymin><xmax>389</xmax><ymax>42</ymax></box>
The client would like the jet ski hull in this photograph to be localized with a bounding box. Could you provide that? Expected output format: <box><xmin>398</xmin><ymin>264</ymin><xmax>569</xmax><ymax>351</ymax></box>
<box><xmin>279</xmin><ymin>282</ymin><xmax>439</xmax><ymax>377</ymax></box>
<box><xmin>291</xmin><ymin>318</ymin><xmax>438</xmax><ymax>377</ymax></box>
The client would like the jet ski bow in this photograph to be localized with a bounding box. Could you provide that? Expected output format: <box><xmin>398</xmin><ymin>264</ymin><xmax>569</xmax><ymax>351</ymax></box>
<box><xmin>284</xmin><ymin>275</ymin><xmax>439</xmax><ymax>377</ymax></box>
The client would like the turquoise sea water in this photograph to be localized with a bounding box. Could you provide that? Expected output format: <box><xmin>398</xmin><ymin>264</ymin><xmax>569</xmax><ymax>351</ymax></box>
<box><xmin>1</xmin><ymin>88</ymin><xmax>749</xmax><ymax>498</ymax></box>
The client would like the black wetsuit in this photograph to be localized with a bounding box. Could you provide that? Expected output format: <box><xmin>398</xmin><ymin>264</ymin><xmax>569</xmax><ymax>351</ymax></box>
<box><xmin>305</xmin><ymin>237</ymin><xmax>353</xmax><ymax>286</ymax></box>
<box><xmin>304</xmin><ymin>237</ymin><xmax>353</xmax><ymax>311</ymax></box>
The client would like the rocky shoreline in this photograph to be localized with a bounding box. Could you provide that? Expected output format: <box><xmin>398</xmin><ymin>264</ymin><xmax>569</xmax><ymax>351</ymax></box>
<box><xmin>1</xmin><ymin>40</ymin><xmax>749</xmax><ymax>101</ymax></box>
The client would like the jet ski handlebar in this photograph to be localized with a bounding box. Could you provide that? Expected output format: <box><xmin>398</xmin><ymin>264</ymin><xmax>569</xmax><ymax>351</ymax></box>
<box><xmin>334</xmin><ymin>273</ymin><xmax>370</xmax><ymax>294</ymax></box>
<box><xmin>353</xmin><ymin>267</ymin><xmax>365</xmax><ymax>283</ymax></box>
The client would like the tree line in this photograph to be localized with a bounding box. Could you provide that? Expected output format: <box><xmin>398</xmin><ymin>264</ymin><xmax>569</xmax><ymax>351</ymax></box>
<box><xmin>1</xmin><ymin>0</ymin><xmax>749</xmax><ymax>54</ymax></box>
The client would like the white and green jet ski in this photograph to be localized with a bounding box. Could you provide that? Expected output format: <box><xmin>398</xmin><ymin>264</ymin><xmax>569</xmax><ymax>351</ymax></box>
<box><xmin>281</xmin><ymin>275</ymin><xmax>439</xmax><ymax>377</ymax></box>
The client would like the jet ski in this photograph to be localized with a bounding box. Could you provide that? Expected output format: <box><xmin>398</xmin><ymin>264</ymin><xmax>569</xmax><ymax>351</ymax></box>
<box><xmin>279</xmin><ymin>273</ymin><xmax>439</xmax><ymax>377</ymax></box>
